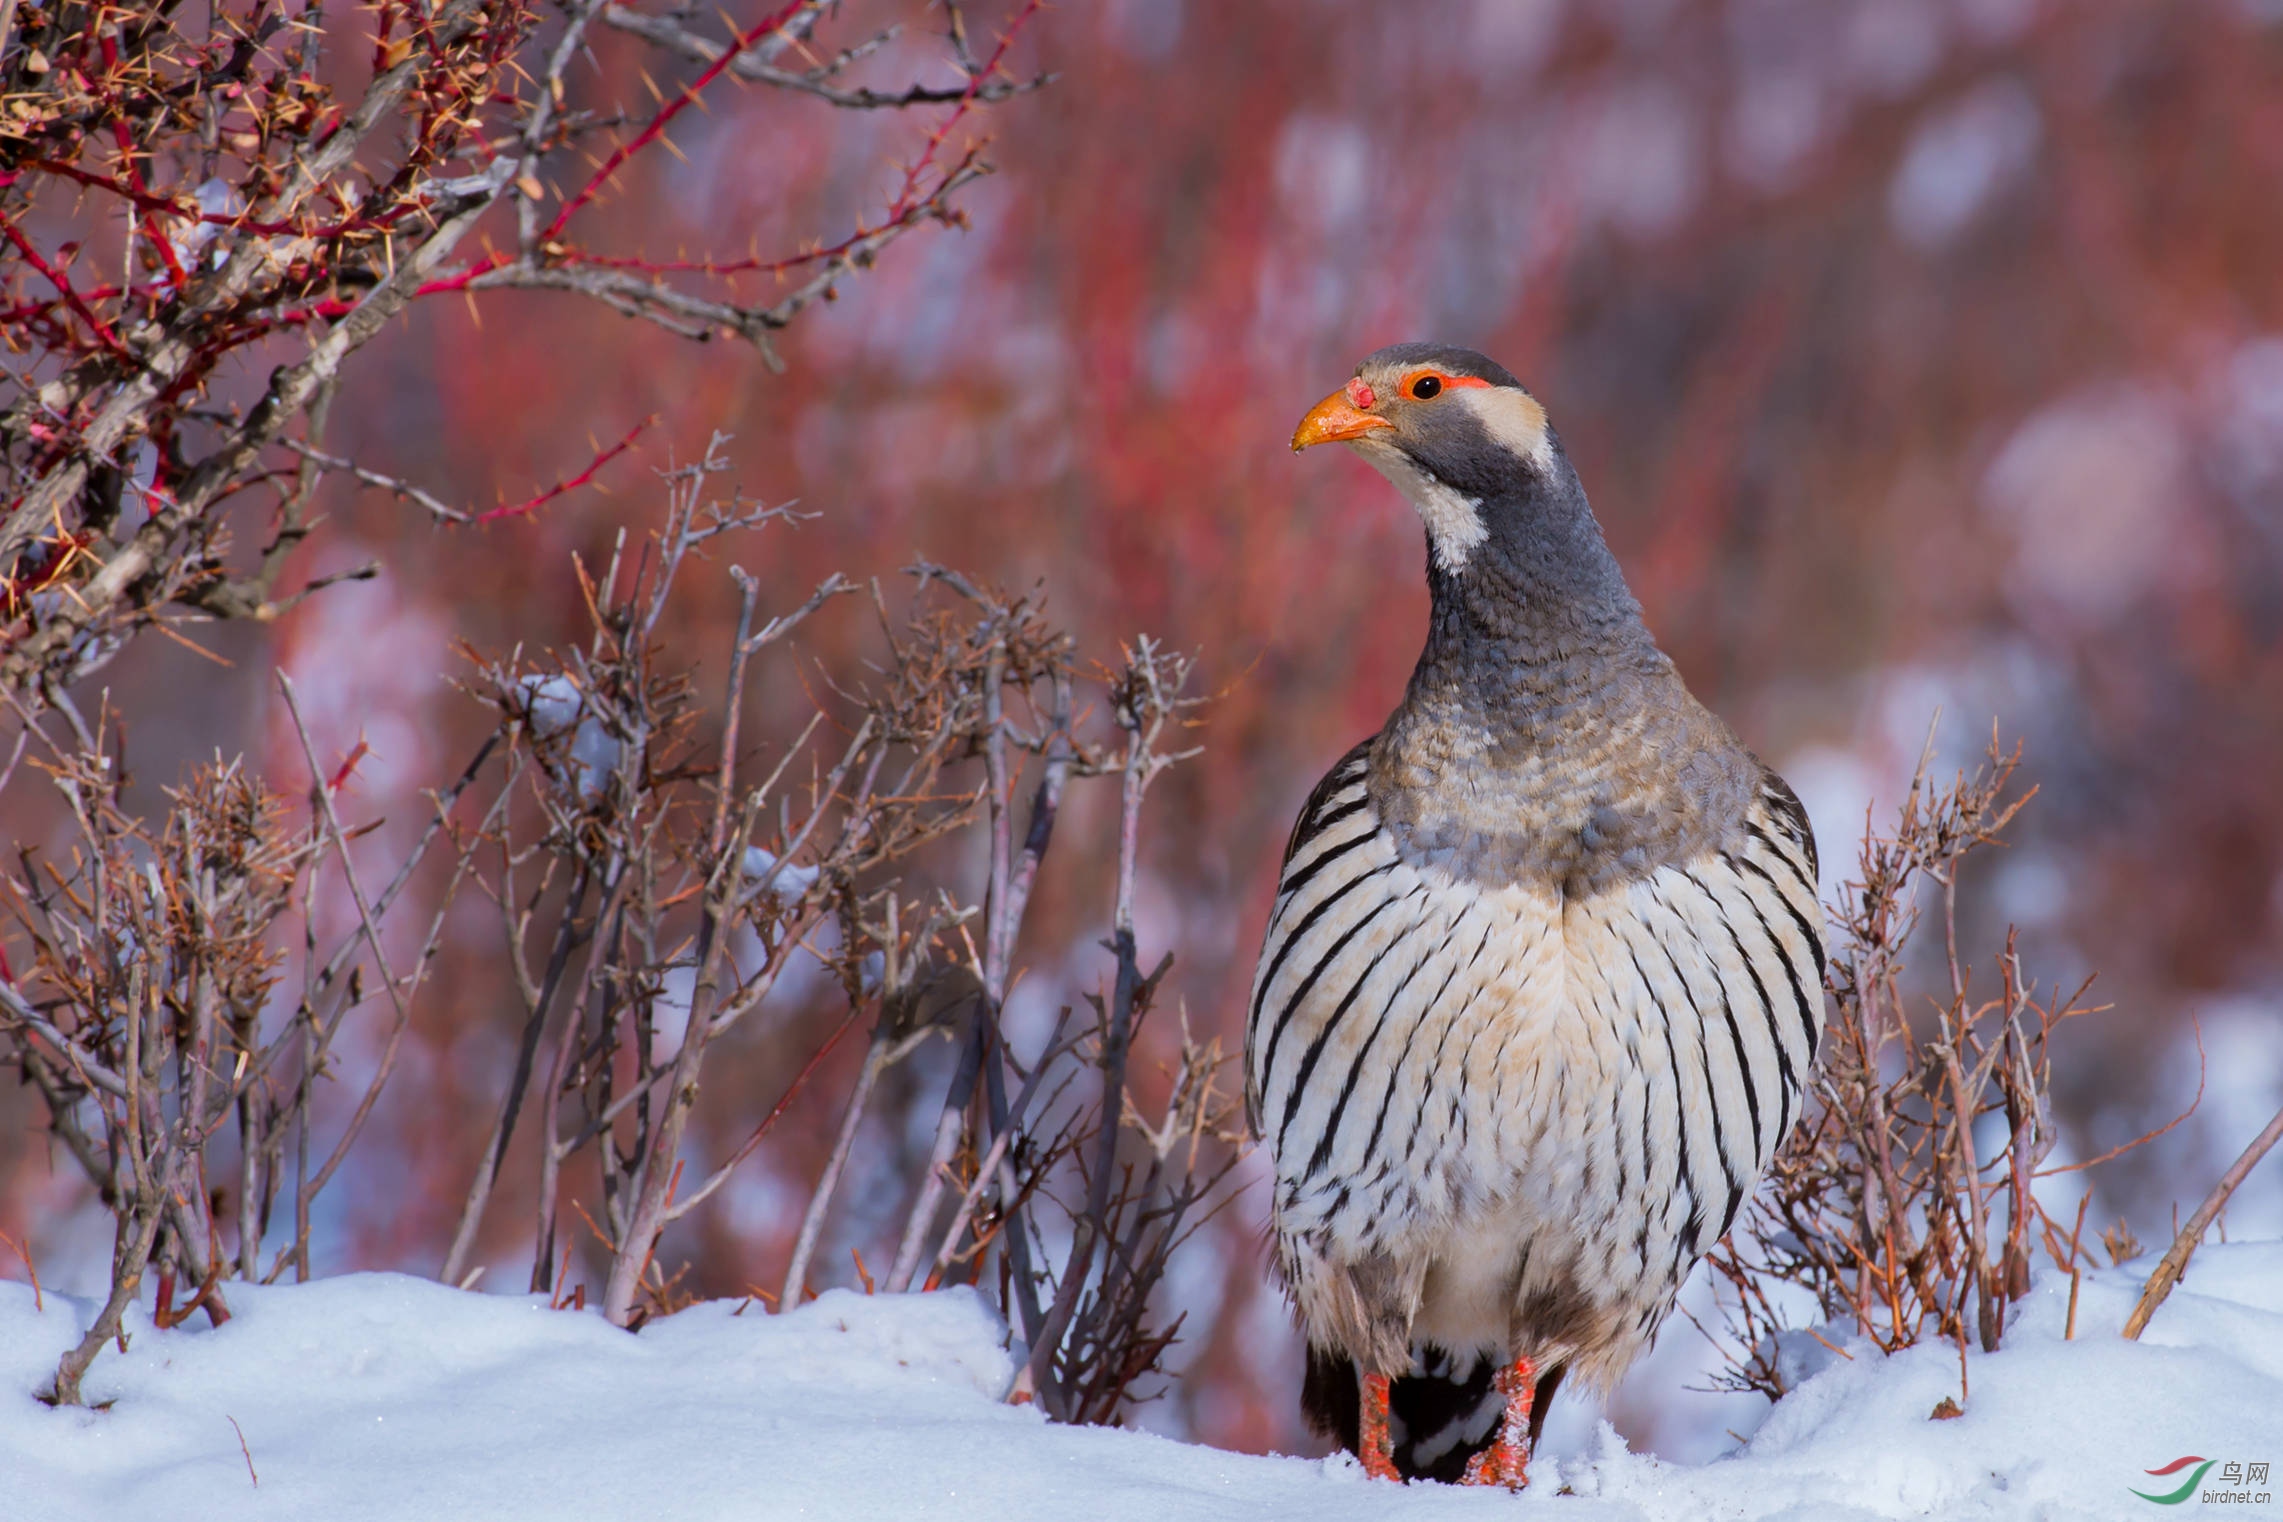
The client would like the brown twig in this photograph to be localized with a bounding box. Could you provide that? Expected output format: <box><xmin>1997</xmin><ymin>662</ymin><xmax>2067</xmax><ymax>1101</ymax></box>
<box><xmin>2122</xmin><ymin>1101</ymin><xmax>2283</xmax><ymax>1339</ymax></box>
<box><xmin>226</xmin><ymin>1415</ymin><xmax>259</xmax><ymax>1487</ymax></box>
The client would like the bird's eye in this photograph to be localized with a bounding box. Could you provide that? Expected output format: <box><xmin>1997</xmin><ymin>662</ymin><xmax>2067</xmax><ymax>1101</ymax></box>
<box><xmin>1410</xmin><ymin>375</ymin><xmax>1442</xmax><ymax>400</ymax></box>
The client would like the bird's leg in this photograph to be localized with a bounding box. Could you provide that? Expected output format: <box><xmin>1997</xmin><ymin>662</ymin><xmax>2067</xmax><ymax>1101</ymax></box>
<box><xmin>1458</xmin><ymin>1355</ymin><xmax>1536</xmax><ymax>1489</ymax></box>
<box><xmin>1358</xmin><ymin>1371</ymin><xmax>1401</xmax><ymax>1482</ymax></box>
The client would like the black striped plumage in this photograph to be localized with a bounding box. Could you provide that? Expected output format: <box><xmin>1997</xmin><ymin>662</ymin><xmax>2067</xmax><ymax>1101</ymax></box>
<box><xmin>1254</xmin><ymin>344</ymin><xmax>1828</xmax><ymax>1484</ymax></box>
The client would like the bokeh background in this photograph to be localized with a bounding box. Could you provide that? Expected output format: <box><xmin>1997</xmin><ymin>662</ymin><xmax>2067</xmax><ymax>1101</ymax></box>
<box><xmin>9</xmin><ymin>0</ymin><xmax>2283</xmax><ymax>1463</ymax></box>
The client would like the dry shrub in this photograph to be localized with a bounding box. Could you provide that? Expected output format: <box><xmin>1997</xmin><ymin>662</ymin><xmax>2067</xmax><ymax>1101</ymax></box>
<box><xmin>1704</xmin><ymin>729</ymin><xmax>2122</xmax><ymax>1404</ymax></box>
<box><xmin>0</xmin><ymin>712</ymin><xmax>490</xmax><ymax>1403</ymax></box>
<box><xmin>1</xmin><ymin>444</ymin><xmax>1242</xmax><ymax>1425</ymax></box>
<box><xmin>421</xmin><ymin>446</ymin><xmax>1248</xmax><ymax>1411</ymax></box>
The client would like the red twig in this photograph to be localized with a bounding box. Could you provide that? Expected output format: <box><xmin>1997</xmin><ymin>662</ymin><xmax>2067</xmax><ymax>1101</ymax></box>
<box><xmin>474</xmin><ymin>416</ymin><xmax>656</xmax><ymax>524</ymax></box>
<box><xmin>98</xmin><ymin>33</ymin><xmax>189</xmax><ymax>289</ymax></box>
<box><xmin>878</xmin><ymin>0</ymin><xmax>1044</xmax><ymax>224</ymax></box>
<box><xmin>328</xmin><ymin>738</ymin><xmax>372</xmax><ymax>795</ymax></box>
<box><xmin>696</xmin><ymin>1003</ymin><xmax>865</xmax><ymax>1190</ymax></box>
<box><xmin>541</xmin><ymin>1</ymin><xmax>812</xmax><ymax>243</ymax></box>
<box><xmin>24</xmin><ymin>156</ymin><xmax>420</xmax><ymax>241</ymax></box>
<box><xmin>2</xmin><ymin>221</ymin><xmax>131</xmax><ymax>359</ymax></box>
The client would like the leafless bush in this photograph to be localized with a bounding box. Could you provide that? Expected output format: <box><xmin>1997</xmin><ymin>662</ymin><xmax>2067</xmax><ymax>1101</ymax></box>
<box><xmin>0</xmin><ymin>700</ymin><xmax>491</xmax><ymax>1403</ymax></box>
<box><xmin>1</xmin><ymin>429</ymin><xmax>1241</xmax><ymax>1424</ymax></box>
<box><xmin>434</xmin><ymin>444</ymin><xmax>988</xmax><ymax>1325</ymax></box>
<box><xmin>1019</xmin><ymin>1002</ymin><xmax>1245</xmax><ymax>1424</ymax></box>
<box><xmin>1</xmin><ymin>0</ymin><xmax>1043</xmax><ymax>711</ymax></box>
<box><xmin>1703</xmin><ymin>730</ymin><xmax>2118</xmax><ymax>1405</ymax></box>
<box><xmin>996</xmin><ymin>639</ymin><xmax>1246</xmax><ymax>1423</ymax></box>
<box><xmin>404</xmin><ymin>449</ymin><xmax>1246</xmax><ymax>1414</ymax></box>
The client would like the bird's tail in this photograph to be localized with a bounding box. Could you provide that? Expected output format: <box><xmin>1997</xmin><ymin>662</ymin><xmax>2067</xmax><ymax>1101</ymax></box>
<box><xmin>1303</xmin><ymin>1343</ymin><xmax>1563</xmax><ymax>1484</ymax></box>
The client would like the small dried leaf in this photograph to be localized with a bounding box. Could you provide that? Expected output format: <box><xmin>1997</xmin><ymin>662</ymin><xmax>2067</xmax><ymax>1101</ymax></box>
<box><xmin>1930</xmin><ymin>1397</ymin><xmax>1964</xmax><ymax>1421</ymax></box>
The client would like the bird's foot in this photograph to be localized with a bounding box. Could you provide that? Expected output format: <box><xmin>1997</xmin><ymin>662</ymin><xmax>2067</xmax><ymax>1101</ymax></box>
<box><xmin>1359</xmin><ymin>1371</ymin><xmax>1401</xmax><ymax>1482</ymax></box>
<box><xmin>1457</xmin><ymin>1355</ymin><xmax>1536</xmax><ymax>1490</ymax></box>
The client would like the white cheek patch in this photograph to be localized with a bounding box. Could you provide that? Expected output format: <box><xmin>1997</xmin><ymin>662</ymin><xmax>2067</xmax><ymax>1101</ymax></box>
<box><xmin>1457</xmin><ymin>387</ymin><xmax>1554</xmax><ymax>471</ymax></box>
<box><xmin>1347</xmin><ymin>436</ymin><xmax>1489</xmax><ymax>573</ymax></box>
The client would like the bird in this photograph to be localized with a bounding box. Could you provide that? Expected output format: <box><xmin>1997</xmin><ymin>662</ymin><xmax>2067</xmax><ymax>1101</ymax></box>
<box><xmin>1246</xmin><ymin>343</ymin><xmax>1826</xmax><ymax>1488</ymax></box>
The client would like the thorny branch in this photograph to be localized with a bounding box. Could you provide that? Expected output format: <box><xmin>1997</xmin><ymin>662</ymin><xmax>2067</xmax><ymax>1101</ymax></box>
<box><xmin>0</xmin><ymin>0</ymin><xmax>1045</xmax><ymax>713</ymax></box>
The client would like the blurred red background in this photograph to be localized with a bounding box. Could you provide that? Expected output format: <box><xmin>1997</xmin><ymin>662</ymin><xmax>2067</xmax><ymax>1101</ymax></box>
<box><xmin>9</xmin><ymin>0</ymin><xmax>2283</xmax><ymax>1462</ymax></box>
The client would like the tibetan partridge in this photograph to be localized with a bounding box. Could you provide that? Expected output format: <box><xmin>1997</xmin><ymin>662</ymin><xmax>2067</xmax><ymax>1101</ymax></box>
<box><xmin>1247</xmin><ymin>343</ymin><xmax>1827</xmax><ymax>1487</ymax></box>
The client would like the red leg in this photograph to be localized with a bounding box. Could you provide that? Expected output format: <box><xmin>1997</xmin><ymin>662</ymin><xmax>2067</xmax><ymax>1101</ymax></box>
<box><xmin>1359</xmin><ymin>1371</ymin><xmax>1401</xmax><ymax>1482</ymax></box>
<box><xmin>1458</xmin><ymin>1355</ymin><xmax>1536</xmax><ymax>1490</ymax></box>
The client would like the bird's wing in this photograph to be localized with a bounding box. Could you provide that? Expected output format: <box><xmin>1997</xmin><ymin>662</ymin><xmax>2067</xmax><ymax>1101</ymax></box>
<box><xmin>1752</xmin><ymin>761</ymin><xmax>1821</xmax><ymax>886</ymax></box>
<box><xmin>1247</xmin><ymin>739</ymin><xmax>1376</xmax><ymax>1136</ymax></box>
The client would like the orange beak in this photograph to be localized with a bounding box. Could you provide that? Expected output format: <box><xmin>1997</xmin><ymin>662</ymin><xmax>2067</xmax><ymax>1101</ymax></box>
<box><xmin>1291</xmin><ymin>384</ymin><xmax>1395</xmax><ymax>452</ymax></box>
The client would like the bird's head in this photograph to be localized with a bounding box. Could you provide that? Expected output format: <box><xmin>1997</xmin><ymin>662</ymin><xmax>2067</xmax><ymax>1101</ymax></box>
<box><xmin>1292</xmin><ymin>342</ymin><xmax>1561</xmax><ymax>574</ymax></box>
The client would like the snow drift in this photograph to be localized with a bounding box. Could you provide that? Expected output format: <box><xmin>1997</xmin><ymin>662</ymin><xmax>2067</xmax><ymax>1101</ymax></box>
<box><xmin>3</xmin><ymin>1245</ymin><xmax>2281</xmax><ymax>1520</ymax></box>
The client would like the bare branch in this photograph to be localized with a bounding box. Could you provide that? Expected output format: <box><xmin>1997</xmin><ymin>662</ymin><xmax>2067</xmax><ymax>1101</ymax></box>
<box><xmin>2123</xmin><ymin>1102</ymin><xmax>2283</xmax><ymax>1339</ymax></box>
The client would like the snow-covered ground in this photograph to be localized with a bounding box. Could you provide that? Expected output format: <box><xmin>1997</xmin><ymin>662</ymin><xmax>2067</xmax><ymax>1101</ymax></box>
<box><xmin>4</xmin><ymin>1246</ymin><xmax>2281</xmax><ymax>1521</ymax></box>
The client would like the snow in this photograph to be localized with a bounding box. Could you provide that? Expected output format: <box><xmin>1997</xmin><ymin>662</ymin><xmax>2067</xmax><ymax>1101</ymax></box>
<box><xmin>741</xmin><ymin>845</ymin><xmax>821</xmax><ymax>899</ymax></box>
<box><xmin>5</xmin><ymin>1247</ymin><xmax>2282</xmax><ymax>1521</ymax></box>
<box><xmin>518</xmin><ymin>674</ymin><xmax>584</xmax><ymax>740</ymax></box>
<box><xmin>514</xmin><ymin>675</ymin><xmax>620</xmax><ymax>803</ymax></box>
